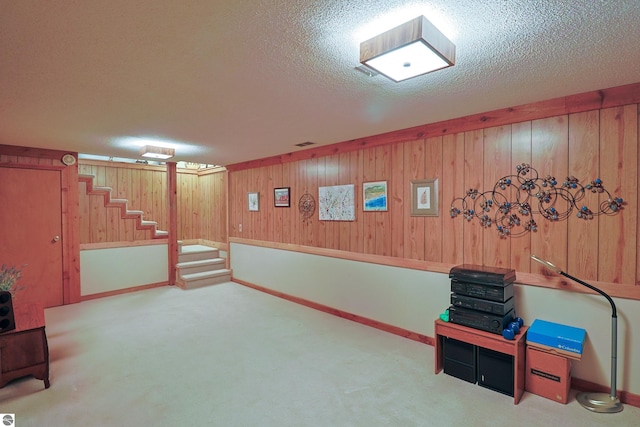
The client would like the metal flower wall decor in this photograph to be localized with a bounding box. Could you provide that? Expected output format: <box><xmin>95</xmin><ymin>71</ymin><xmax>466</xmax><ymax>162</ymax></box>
<box><xmin>450</xmin><ymin>163</ymin><xmax>624</xmax><ymax>237</ymax></box>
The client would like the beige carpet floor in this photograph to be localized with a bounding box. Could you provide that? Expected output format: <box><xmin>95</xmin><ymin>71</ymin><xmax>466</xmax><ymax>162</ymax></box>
<box><xmin>1</xmin><ymin>282</ymin><xmax>638</xmax><ymax>426</ymax></box>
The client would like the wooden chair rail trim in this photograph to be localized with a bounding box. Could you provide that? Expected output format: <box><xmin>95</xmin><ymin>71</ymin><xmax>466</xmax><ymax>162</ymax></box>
<box><xmin>80</xmin><ymin>240</ymin><xmax>168</xmax><ymax>251</ymax></box>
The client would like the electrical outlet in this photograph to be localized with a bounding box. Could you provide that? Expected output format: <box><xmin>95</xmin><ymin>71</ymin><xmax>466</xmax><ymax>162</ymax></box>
<box><xmin>239</xmin><ymin>224</ymin><xmax>242</xmax><ymax>232</ymax></box>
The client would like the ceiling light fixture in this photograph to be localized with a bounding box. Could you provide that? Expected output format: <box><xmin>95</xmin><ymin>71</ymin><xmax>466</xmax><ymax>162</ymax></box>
<box><xmin>139</xmin><ymin>145</ymin><xmax>175</xmax><ymax>160</ymax></box>
<box><xmin>360</xmin><ymin>15</ymin><xmax>455</xmax><ymax>82</ymax></box>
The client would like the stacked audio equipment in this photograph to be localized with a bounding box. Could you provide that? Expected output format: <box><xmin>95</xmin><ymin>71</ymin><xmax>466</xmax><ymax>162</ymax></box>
<box><xmin>0</xmin><ymin>291</ymin><xmax>16</xmax><ymax>333</ymax></box>
<box><xmin>448</xmin><ymin>264</ymin><xmax>516</xmax><ymax>334</ymax></box>
<box><xmin>442</xmin><ymin>264</ymin><xmax>518</xmax><ymax>396</ymax></box>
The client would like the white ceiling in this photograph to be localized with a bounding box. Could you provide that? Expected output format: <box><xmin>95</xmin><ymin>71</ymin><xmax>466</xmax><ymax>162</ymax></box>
<box><xmin>2</xmin><ymin>1</ymin><xmax>640</xmax><ymax>166</ymax></box>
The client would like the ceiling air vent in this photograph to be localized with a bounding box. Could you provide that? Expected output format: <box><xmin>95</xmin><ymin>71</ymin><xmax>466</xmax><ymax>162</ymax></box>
<box><xmin>295</xmin><ymin>141</ymin><xmax>315</xmax><ymax>147</ymax></box>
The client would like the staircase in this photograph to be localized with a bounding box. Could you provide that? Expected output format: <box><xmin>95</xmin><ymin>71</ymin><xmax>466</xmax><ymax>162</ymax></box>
<box><xmin>79</xmin><ymin>174</ymin><xmax>168</xmax><ymax>239</ymax></box>
<box><xmin>176</xmin><ymin>245</ymin><xmax>231</xmax><ymax>289</ymax></box>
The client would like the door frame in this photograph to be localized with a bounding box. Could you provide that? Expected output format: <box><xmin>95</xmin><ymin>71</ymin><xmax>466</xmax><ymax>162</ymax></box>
<box><xmin>0</xmin><ymin>144</ymin><xmax>81</xmax><ymax>305</ymax></box>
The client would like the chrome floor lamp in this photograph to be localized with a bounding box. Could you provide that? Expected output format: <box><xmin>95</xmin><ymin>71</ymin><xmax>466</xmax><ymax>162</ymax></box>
<box><xmin>531</xmin><ymin>255</ymin><xmax>623</xmax><ymax>413</ymax></box>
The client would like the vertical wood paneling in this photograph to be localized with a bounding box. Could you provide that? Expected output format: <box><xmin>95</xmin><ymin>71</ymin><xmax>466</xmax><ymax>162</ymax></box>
<box><xmin>78</xmin><ymin>179</ymin><xmax>90</xmax><ymax>243</ymax></box>
<box><xmin>482</xmin><ymin>126</ymin><xmax>511</xmax><ymax>267</ymax></box>
<box><xmin>463</xmin><ymin>130</ymin><xmax>484</xmax><ymax>264</ymax></box>
<box><xmin>442</xmin><ymin>133</ymin><xmax>465</xmax><ymax>265</ymax></box>
<box><xmin>510</xmin><ymin>121</ymin><xmax>532</xmax><ymax>272</ymax></box>
<box><xmin>404</xmin><ymin>139</ymin><xmax>425</xmax><ymax>260</ymax></box>
<box><xmin>339</xmin><ymin>152</ymin><xmax>351</xmax><ymax>251</ymax></box>
<box><xmin>390</xmin><ymin>142</ymin><xmax>405</xmax><ymax>258</ymax></box>
<box><xmin>280</xmin><ymin>163</ymin><xmax>292</xmax><ymax>244</ymax></box>
<box><xmin>304</xmin><ymin>158</ymin><xmax>318</xmax><ymax>246</ymax></box>
<box><xmin>424</xmin><ymin>137</ymin><xmax>443</xmax><ymax>262</ymax></box>
<box><xmin>350</xmin><ymin>150</ymin><xmax>364</xmax><ymax>253</ymax></box>
<box><xmin>316</xmin><ymin>157</ymin><xmax>328</xmax><ymax>249</ymax></box>
<box><xmin>105</xmin><ymin>167</ymin><xmax>119</xmax><ymax>242</ymax></box>
<box><xmin>568</xmin><ymin>110</ymin><xmax>600</xmax><ymax>280</ymax></box>
<box><xmin>286</xmin><ymin>162</ymin><xmax>298</xmax><ymax>245</ymax></box>
<box><xmin>531</xmin><ymin>116</ymin><xmax>569</xmax><ymax>273</ymax></box>
<box><xmin>599</xmin><ymin>105</ymin><xmax>638</xmax><ymax>284</ymax></box>
<box><xmin>330</xmin><ymin>153</ymin><xmax>343</xmax><ymax>250</ymax></box>
<box><xmin>91</xmin><ymin>166</ymin><xmax>107</xmax><ymax>242</ymax></box>
<box><xmin>270</xmin><ymin>165</ymin><xmax>282</xmax><ymax>243</ymax></box>
<box><xmin>375</xmin><ymin>145</ymin><xmax>391</xmax><ymax>256</ymax></box>
<box><xmin>362</xmin><ymin>147</ymin><xmax>376</xmax><ymax>254</ymax></box>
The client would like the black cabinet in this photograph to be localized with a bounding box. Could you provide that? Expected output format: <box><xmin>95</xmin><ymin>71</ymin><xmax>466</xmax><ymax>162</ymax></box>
<box><xmin>443</xmin><ymin>337</ymin><xmax>477</xmax><ymax>383</ymax></box>
<box><xmin>442</xmin><ymin>336</ymin><xmax>515</xmax><ymax>397</ymax></box>
<box><xmin>477</xmin><ymin>347</ymin><xmax>514</xmax><ymax>396</ymax></box>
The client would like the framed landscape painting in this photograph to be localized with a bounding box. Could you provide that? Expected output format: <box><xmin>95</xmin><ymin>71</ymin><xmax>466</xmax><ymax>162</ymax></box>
<box><xmin>274</xmin><ymin>187</ymin><xmax>290</xmax><ymax>207</ymax></box>
<box><xmin>363</xmin><ymin>181</ymin><xmax>388</xmax><ymax>211</ymax></box>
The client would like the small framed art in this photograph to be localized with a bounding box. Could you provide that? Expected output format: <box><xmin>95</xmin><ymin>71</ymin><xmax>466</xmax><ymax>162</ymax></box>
<box><xmin>410</xmin><ymin>179</ymin><xmax>438</xmax><ymax>216</ymax></box>
<box><xmin>274</xmin><ymin>187</ymin><xmax>290</xmax><ymax>207</ymax></box>
<box><xmin>248</xmin><ymin>192</ymin><xmax>259</xmax><ymax>211</ymax></box>
<box><xmin>363</xmin><ymin>181</ymin><xmax>388</xmax><ymax>211</ymax></box>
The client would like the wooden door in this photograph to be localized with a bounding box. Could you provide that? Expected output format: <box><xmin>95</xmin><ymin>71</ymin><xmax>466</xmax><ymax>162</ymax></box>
<box><xmin>0</xmin><ymin>167</ymin><xmax>64</xmax><ymax>307</ymax></box>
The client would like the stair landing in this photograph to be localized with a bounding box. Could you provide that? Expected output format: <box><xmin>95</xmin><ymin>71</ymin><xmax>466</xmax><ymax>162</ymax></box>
<box><xmin>176</xmin><ymin>245</ymin><xmax>231</xmax><ymax>289</ymax></box>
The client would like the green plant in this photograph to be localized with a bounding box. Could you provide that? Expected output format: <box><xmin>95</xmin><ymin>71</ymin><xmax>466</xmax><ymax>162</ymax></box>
<box><xmin>0</xmin><ymin>263</ymin><xmax>27</xmax><ymax>297</ymax></box>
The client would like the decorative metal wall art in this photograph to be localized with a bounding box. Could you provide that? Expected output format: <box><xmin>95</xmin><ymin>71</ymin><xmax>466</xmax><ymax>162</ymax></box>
<box><xmin>450</xmin><ymin>163</ymin><xmax>624</xmax><ymax>237</ymax></box>
<box><xmin>298</xmin><ymin>193</ymin><xmax>316</xmax><ymax>221</ymax></box>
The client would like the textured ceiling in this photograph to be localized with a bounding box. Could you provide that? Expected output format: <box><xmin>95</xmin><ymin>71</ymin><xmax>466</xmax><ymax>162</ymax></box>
<box><xmin>1</xmin><ymin>1</ymin><xmax>640</xmax><ymax>166</ymax></box>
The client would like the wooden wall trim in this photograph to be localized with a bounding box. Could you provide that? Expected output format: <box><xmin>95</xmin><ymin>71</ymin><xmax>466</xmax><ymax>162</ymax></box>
<box><xmin>80</xmin><ymin>281</ymin><xmax>169</xmax><ymax>302</ymax></box>
<box><xmin>167</xmin><ymin>162</ymin><xmax>178</xmax><ymax>286</ymax></box>
<box><xmin>229</xmin><ymin>238</ymin><xmax>640</xmax><ymax>300</ymax></box>
<box><xmin>62</xmin><ymin>161</ymin><xmax>81</xmax><ymax>304</ymax></box>
<box><xmin>79</xmin><ymin>159</ymin><xmax>167</xmax><ymax>172</ymax></box>
<box><xmin>226</xmin><ymin>82</ymin><xmax>640</xmax><ymax>172</ymax></box>
<box><xmin>0</xmin><ymin>144</ymin><xmax>71</xmax><ymax>160</ymax></box>
<box><xmin>80</xmin><ymin>240</ymin><xmax>167</xmax><ymax>250</ymax></box>
<box><xmin>233</xmin><ymin>278</ymin><xmax>433</xmax><ymax>346</ymax></box>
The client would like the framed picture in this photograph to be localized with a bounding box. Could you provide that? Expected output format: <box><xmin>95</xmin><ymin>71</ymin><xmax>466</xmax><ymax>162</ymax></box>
<box><xmin>363</xmin><ymin>181</ymin><xmax>388</xmax><ymax>211</ymax></box>
<box><xmin>410</xmin><ymin>179</ymin><xmax>438</xmax><ymax>216</ymax></box>
<box><xmin>318</xmin><ymin>184</ymin><xmax>355</xmax><ymax>221</ymax></box>
<box><xmin>274</xmin><ymin>187</ymin><xmax>290</xmax><ymax>207</ymax></box>
<box><xmin>248</xmin><ymin>192</ymin><xmax>259</xmax><ymax>211</ymax></box>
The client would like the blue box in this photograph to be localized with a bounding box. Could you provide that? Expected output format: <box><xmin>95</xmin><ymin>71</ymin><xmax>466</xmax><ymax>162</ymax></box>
<box><xmin>526</xmin><ymin>319</ymin><xmax>586</xmax><ymax>360</ymax></box>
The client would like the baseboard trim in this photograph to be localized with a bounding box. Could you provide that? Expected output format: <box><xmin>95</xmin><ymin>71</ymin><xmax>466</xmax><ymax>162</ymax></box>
<box><xmin>233</xmin><ymin>278</ymin><xmax>640</xmax><ymax>408</ymax></box>
<box><xmin>232</xmin><ymin>278</ymin><xmax>433</xmax><ymax>346</ymax></box>
<box><xmin>81</xmin><ymin>281</ymin><xmax>169</xmax><ymax>302</ymax></box>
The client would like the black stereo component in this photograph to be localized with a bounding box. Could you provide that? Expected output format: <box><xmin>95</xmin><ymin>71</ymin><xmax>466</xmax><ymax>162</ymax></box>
<box><xmin>0</xmin><ymin>291</ymin><xmax>16</xmax><ymax>333</ymax></box>
<box><xmin>450</xmin><ymin>294</ymin><xmax>515</xmax><ymax>315</ymax></box>
<box><xmin>450</xmin><ymin>279</ymin><xmax>514</xmax><ymax>303</ymax></box>
<box><xmin>448</xmin><ymin>306</ymin><xmax>515</xmax><ymax>335</ymax></box>
<box><xmin>449</xmin><ymin>264</ymin><xmax>516</xmax><ymax>286</ymax></box>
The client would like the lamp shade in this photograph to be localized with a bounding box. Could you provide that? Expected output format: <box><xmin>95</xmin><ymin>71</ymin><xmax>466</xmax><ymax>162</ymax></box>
<box><xmin>360</xmin><ymin>16</ymin><xmax>455</xmax><ymax>82</ymax></box>
<box><xmin>139</xmin><ymin>145</ymin><xmax>175</xmax><ymax>160</ymax></box>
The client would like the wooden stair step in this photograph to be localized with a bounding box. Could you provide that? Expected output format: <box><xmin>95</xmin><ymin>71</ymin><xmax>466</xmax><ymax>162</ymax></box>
<box><xmin>79</xmin><ymin>173</ymin><xmax>167</xmax><ymax>239</ymax></box>
<box><xmin>178</xmin><ymin>269</ymin><xmax>232</xmax><ymax>290</ymax></box>
<box><xmin>177</xmin><ymin>258</ymin><xmax>226</xmax><ymax>275</ymax></box>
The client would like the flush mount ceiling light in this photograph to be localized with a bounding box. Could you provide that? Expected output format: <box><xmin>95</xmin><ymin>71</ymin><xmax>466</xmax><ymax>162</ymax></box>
<box><xmin>139</xmin><ymin>145</ymin><xmax>175</xmax><ymax>160</ymax></box>
<box><xmin>360</xmin><ymin>15</ymin><xmax>455</xmax><ymax>82</ymax></box>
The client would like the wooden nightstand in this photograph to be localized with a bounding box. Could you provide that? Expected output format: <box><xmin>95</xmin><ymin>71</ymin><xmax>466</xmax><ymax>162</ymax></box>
<box><xmin>0</xmin><ymin>304</ymin><xmax>50</xmax><ymax>389</ymax></box>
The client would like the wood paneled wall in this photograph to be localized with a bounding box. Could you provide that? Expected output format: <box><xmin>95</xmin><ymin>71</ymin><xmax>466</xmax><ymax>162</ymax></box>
<box><xmin>227</xmin><ymin>84</ymin><xmax>640</xmax><ymax>299</ymax></box>
<box><xmin>78</xmin><ymin>162</ymin><xmax>227</xmax><ymax>244</ymax></box>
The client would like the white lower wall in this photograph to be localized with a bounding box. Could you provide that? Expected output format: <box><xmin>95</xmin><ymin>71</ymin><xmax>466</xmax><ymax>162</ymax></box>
<box><xmin>230</xmin><ymin>242</ymin><xmax>640</xmax><ymax>395</ymax></box>
<box><xmin>80</xmin><ymin>244</ymin><xmax>169</xmax><ymax>296</ymax></box>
